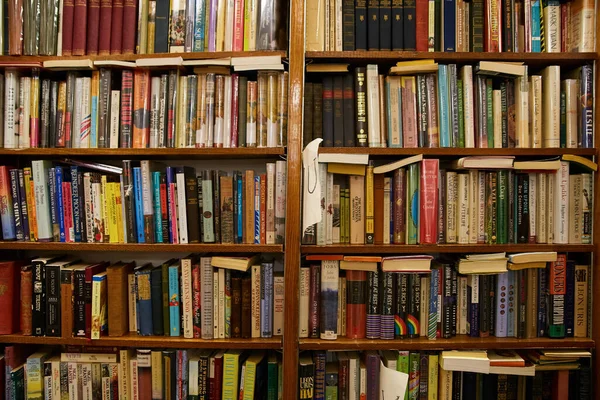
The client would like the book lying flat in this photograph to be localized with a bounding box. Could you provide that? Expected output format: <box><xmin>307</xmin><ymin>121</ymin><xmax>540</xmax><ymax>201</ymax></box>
<box><xmin>476</xmin><ymin>61</ymin><xmax>526</xmax><ymax>77</ymax></box>
<box><xmin>513</xmin><ymin>158</ymin><xmax>561</xmax><ymax>170</ymax></box>
<box><xmin>372</xmin><ymin>155</ymin><xmax>423</xmax><ymax>174</ymax></box>
<box><xmin>439</xmin><ymin>351</ymin><xmax>490</xmax><ymax>374</ymax></box>
<box><xmin>458</xmin><ymin>256</ymin><xmax>508</xmax><ymax>274</ymax></box>
<box><xmin>562</xmin><ymin>154</ymin><xmax>598</xmax><ymax>171</ymax></box>
<box><xmin>306</xmin><ymin>63</ymin><xmax>350</xmax><ymax>73</ymax></box>
<box><xmin>43</xmin><ymin>59</ymin><xmax>94</xmax><ymax>69</ymax></box>
<box><xmin>380</xmin><ymin>255</ymin><xmax>433</xmax><ymax>272</ymax></box>
<box><xmin>508</xmin><ymin>252</ymin><xmax>557</xmax><ymax>264</ymax></box>
<box><xmin>340</xmin><ymin>256</ymin><xmax>381</xmax><ymax>272</ymax></box>
<box><xmin>451</xmin><ymin>156</ymin><xmax>515</xmax><ymax>169</ymax></box>
<box><xmin>135</xmin><ymin>57</ymin><xmax>184</xmax><ymax>67</ymax></box>
<box><xmin>210</xmin><ymin>255</ymin><xmax>260</xmax><ymax>272</ymax></box>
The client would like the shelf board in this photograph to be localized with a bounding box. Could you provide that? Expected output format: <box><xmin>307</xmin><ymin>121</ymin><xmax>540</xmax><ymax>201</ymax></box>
<box><xmin>0</xmin><ymin>51</ymin><xmax>287</xmax><ymax>64</ymax></box>
<box><xmin>299</xmin><ymin>337</ymin><xmax>595</xmax><ymax>350</ymax></box>
<box><xmin>0</xmin><ymin>147</ymin><xmax>286</xmax><ymax>158</ymax></box>
<box><xmin>0</xmin><ymin>333</ymin><xmax>282</xmax><ymax>349</ymax></box>
<box><xmin>0</xmin><ymin>242</ymin><xmax>283</xmax><ymax>253</ymax></box>
<box><xmin>317</xmin><ymin>147</ymin><xmax>597</xmax><ymax>157</ymax></box>
<box><xmin>301</xmin><ymin>244</ymin><xmax>595</xmax><ymax>254</ymax></box>
<box><xmin>305</xmin><ymin>51</ymin><xmax>597</xmax><ymax>66</ymax></box>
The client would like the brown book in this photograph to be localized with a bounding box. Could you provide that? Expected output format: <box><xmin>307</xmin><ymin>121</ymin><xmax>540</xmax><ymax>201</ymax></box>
<box><xmin>525</xmin><ymin>268</ymin><xmax>538</xmax><ymax>339</ymax></box>
<box><xmin>244</xmin><ymin>170</ymin><xmax>255</xmax><ymax>244</ymax></box>
<box><xmin>231</xmin><ymin>276</ymin><xmax>242</xmax><ymax>338</ymax></box>
<box><xmin>87</xmin><ymin>0</ymin><xmax>101</xmax><ymax>55</ymax></box>
<box><xmin>60</xmin><ymin>266</ymin><xmax>74</xmax><ymax>338</ymax></box>
<box><xmin>8</xmin><ymin>0</ymin><xmax>23</xmax><ymax>54</ymax></box>
<box><xmin>72</xmin><ymin>0</ymin><xmax>88</xmax><ymax>55</ymax></box>
<box><xmin>349</xmin><ymin>175</ymin><xmax>365</xmax><ymax>244</ymax></box>
<box><xmin>373</xmin><ymin>174</ymin><xmax>385</xmax><ymax>244</ymax></box>
<box><xmin>98</xmin><ymin>0</ymin><xmax>113</xmax><ymax>55</ymax></box>
<box><xmin>313</xmin><ymin>83</ymin><xmax>323</xmax><ymax>140</ymax></box>
<box><xmin>186</xmin><ymin>171</ymin><xmax>200</xmax><ymax>244</ymax></box>
<box><xmin>20</xmin><ymin>266</ymin><xmax>32</xmax><ymax>335</ymax></box>
<box><xmin>106</xmin><ymin>261</ymin><xmax>135</xmax><ymax>336</ymax></box>
<box><xmin>303</xmin><ymin>83</ymin><xmax>314</xmax><ymax>146</ymax></box>
<box><xmin>393</xmin><ymin>168</ymin><xmax>406</xmax><ymax>244</ymax></box>
<box><xmin>220</xmin><ymin>176</ymin><xmax>234</xmax><ymax>244</ymax></box>
<box><xmin>110</xmin><ymin>0</ymin><xmax>123</xmax><ymax>53</ymax></box>
<box><xmin>574</xmin><ymin>264</ymin><xmax>589</xmax><ymax>338</ymax></box>
<box><xmin>260</xmin><ymin>173</ymin><xmax>267</xmax><ymax>244</ymax></box>
<box><xmin>241</xmin><ymin>276</ymin><xmax>252</xmax><ymax>338</ymax></box>
<box><xmin>0</xmin><ymin>260</ymin><xmax>26</xmax><ymax>334</ymax></box>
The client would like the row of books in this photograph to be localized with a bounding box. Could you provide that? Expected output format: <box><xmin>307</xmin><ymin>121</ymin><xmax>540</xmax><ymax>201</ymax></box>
<box><xmin>2</xmin><ymin>347</ymin><xmax>282</xmax><ymax>400</ymax></box>
<box><xmin>299</xmin><ymin>254</ymin><xmax>590</xmax><ymax>340</ymax></box>
<box><xmin>298</xmin><ymin>349</ymin><xmax>591</xmax><ymax>400</ymax></box>
<box><xmin>303</xmin><ymin>158</ymin><xmax>592</xmax><ymax>245</ymax></box>
<box><xmin>3</xmin><ymin>0</ymin><xmax>286</xmax><ymax>56</ymax></box>
<box><xmin>1</xmin><ymin>68</ymin><xmax>289</xmax><ymax>149</ymax></box>
<box><xmin>0</xmin><ymin>255</ymin><xmax>284</xmax><ymax>339</ymax></box>
<box><xmin>0</xmin><ymin>160</ymin><xmax>287</xmax><ymax>244</ymax></box>
<box><xmin>304</xmin><ymin>62</ymin><xmax>594</xmax><ymax>149</ymax></box>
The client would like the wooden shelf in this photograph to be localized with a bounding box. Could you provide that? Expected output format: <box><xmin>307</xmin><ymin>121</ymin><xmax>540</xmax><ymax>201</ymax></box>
<box><xmin>0</xmin><ymin>51</ymin><xmax>287</xmax><ymax>64</ymax></box>
<box><xmin>0</xmin><ymin>147</ymin><xmax>286</xmax><ymax>158</ymax></box>
<box><xmin>317</xmin><ymin>147</ymin><xmax>597</xmax><ymax>157</ymax></box>
<box><xmin>0</xmin><ymin>333</ymin><xmax>282</xmax><ymax>349</ymax></box>
<box><xmin>0</xmin><ymin>242</ymin><xmax>283</xmax><ymax>253</ymax></box>
<box><xmin>299</xmin><ymin>337</ymin><xmax>595</xmax><ymax>350</ymax></box>
<box><xmin>302</xmin><ymin>244</ymin><xmax>595</xmax><ymax>254</ymax></box>
<box><xmin>305</xmin><ymin>51</ymin><xmax>596</xmax><ymax>66</ymax></box>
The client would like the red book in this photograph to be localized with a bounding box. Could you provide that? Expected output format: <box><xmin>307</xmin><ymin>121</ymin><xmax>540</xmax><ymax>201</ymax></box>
<box><xmin>63</xmin><ymin>181</ymin><xmax>74</xmax><ymax>242</ymax></box>
<box><xmin>552</xmin><ymin>370</ymin><xmax>569</xmax><ymax>400</ymax></box>
<box><xmin>230</xmin><ymin>74</ymin><xmax>239</xmax><ymax>147</ymax></box>
<box><xmin>419</xmin><ymin>159</ymin><xmax>438</xmax><ymax>244</ymax></box>
<box><xmin>260</xmin><ymin>173</ymin><xmax>266</xmax><ymax>244</ymax></box>
<box><xmin>137</xmin><ymin>351</ymin><xmax>152</xmax><ymax>400</ymax></box>
<box><xmin>233</xmin><ymin>0</ymin><xmax>245</xmax><ymax>51</ymax></box>
<box><xmin>192</xmin><ymin>263</ymin><xmax>201</xmax><ymax>338</ymax></box>
<box><xmin>373</xmin><ymin>174</ymin><xmax>385</xmax><ymax>244</ymax></box>
<box><xmin>110</xmin><ymin>0</ymin><xmax>124</xmax><ymax>54</ymax></box>
<box><xmin>133</xmin><ymin>70</ymin><xmax>151</xmax><ymax>148</ymax></box>
<box><xmin>120</xmin><ymin>70</ymin><xmax>134</xmax><ymax>148</ymax></box>
<box><xmin>85</xmin><ymin>262</ymin><xmax>109</xmax><ymax>338</ymax></box>
<box><xmin>309</xmin><ymin>264</ymin><xmax>321</xmax><ymax>338</ymax></box>
<box><xmin>61</xmin><ymin>0</ymin><xmax>75</xmax><ymax>55</ymax></box>
<box><xmin>98</xmin><ymin>0</ymin><xmax>113</xmax><ymax>55</ymax></box>
<box><xmin>415</xmin><ymin>0</ymin><xmax>428</xmax><ymax>51</ymax></box>
<box><xmin>484</xmin><ymin>0</ymin><xmax>501</xmax><ymax>52</ymax></box>
<box><xmin>560</xmin><ymin>3</ymin><xmax>569</xmax><ymax>52</ymax></box>
<box><xmin>345</xmin><ymin>270</ymin><xmax>367</xmax><ymax>339</ymax></box>
<box><xmin>0</xmin><ymin>260</ymin><xmax>27</xmax><ymax>334</ymax></box>
<box><xmin>121</xmin><ymin>0</ymin><xmax>137</xmax><ymax>53</ymax></box>
<box><xmin>87</xmin><ymin>0</ymin><xmax>101</xmax><ymax>54</ymax></box>
<box><xmin>72</xmin><ymin>0</ymin><xmax>89</xmax><ymax>55</ymax></box>
<box><xmin>210</xmin><ymin>352</ymin><xmax>224</xmax><ymax>399</ymax></box>
<box><xmin>20</xmin><ymin>266</ymin><xmax>32</xmax><ymax>335</ymax></box>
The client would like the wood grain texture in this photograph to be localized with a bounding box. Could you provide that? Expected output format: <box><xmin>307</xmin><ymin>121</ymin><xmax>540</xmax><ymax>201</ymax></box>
<box><xmin>318</xmin><ymin>148</ymin><xmax>597</xmax><ymax>156</ymax></box>
<box><xmin>0</xmin><ymin>242</ymin><xmax>283</xmax><ymax>252</ymax></box>
<box><xmin>592</xmin><ymin>7</ymin><xmax>600</xmax><ymax>398</ymax></box>
<box><xmin>302</xmin><ymin>244</ymin><xmax>595</xmax><ymax>254</ymax></box>
<box><xmin>0</xmin><ymin>147</ymin><xmax>286</xmax><ymax>158</ymax></box>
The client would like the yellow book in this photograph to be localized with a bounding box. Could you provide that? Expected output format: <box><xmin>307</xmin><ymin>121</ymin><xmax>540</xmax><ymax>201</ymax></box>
<box><xmin>428</xmin><ymin>354</ymin><xmax>439</xmax><ymax>400</ymax></box>
<box><xmin>23</xmin><ymin>167</ymin><xmax>38</xmax><ymax>241</ymax></box>
<box><xmin>115</xmin><ymin>182</ymin><xmax>124</xmax><ymax>243</ymax></box>
<box><xmin>326</xmin><ymin>163</ymin><xmax>366</xmax><ymax>176</ymax></box>
<box><xmin>222</xmin><ymin>349</ymin><xmax>245</xmax><ymax>400</ymax></box>
<box><xmin>147</xmin><ymin>1</ymin><xmax>156</xmax><ymax>54</ymax></box>
<box><xmin>243</xmin><ymin>0</ymin><xmax>257</xmax><ymax>50</ymax></box>
<box><xmin>216</xmin><ymin>0</ymin><xmax>227</xmax><ymax>51</ymax></box>
<box><xmin>396</xmin><ymin>59</ymin><xmax>436</xmax><ymax>67</ymax></box>
<box><xmin>137</xmin><ymin>0</ymin><xmax>149</xmax><ymax>54</ymax></box>
<box><xmin>108</xmin><ymin>182</ymin><xmax>119</xmax><ymax>243</ymax></box>
<box><xmin>30</xmin><ymin>73</ymin><xmax>39</xmax><ymax>146</ymax></box>
<box><xmin>177</xmin><ymin>76</ymin><xmax>187</xmax><ymax>147</ymax></box>
<box><xmin>437</xmin><ymin>367</ymin><xmax>453</xmax><ymax>400</ymax></box>
<box><xmin>100</xmin><ymin>175</ymin><xmax>109</xmax><ymax>243</ymax></box>
<box><xmin>150</xmin><ymin>351</ymin><xmax>163</xmax><ymax>398</ymax></box>
<box><xmin>365</xmin><ymin>163</ymin><xmax>374</xmax><ymax>244</ymax></box>
<box><xmin>242</xmin><ymin>351</ymin><xmax>265</xmax><ymax>400</ymax></box>
<box><xmin>91</xmin><ymin>71</ymin><xmax>100</xmax><ymax>148</ymax></box>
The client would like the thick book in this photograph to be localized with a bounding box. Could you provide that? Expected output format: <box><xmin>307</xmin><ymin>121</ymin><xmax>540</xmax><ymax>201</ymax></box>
<box><xmin>0</xmin><ymin>260</ymin><xmax>26</xmax><ymax>334</ymax></box>
<box><xmin>106</xmin><ymin>262</ymin><xmax>135</xmax><ymax>336</ymax></box>
<box><xmin>367</xmin><ymin>0</ymin><xmax>379</xmax><ymax>49</ymax></box>
<box><xmin>548</xmin><ymin>254</ymin><xmax>566</xmax><ymax>338</ymax></box>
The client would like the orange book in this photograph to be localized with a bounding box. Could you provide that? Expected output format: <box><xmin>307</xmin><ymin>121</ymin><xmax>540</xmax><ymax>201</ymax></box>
<box><xmin>132</xmin><ymin>70</ymin><xmax>151</xmax><ymax>148</ymax></box>
<box><xmin>306</xmin><ymin>255</ymin><xmax>344</xmax><ymax>261</ymax></box>
<box><xmin>23</xmin><ymin>168</ymin><xmax>38</xmax><ymax>241</ymax></box>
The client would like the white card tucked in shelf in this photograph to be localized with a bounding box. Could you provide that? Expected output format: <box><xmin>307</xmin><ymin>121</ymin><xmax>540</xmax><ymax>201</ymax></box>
<box><xmin>302</xmin><ymin>138</ymin><xmax>323</xmax><ymax>233</ymax></box>
<box><xmin>181</xmin><ymin>58</ymin><xmax>231</xmax><ymax>66</ymax></box>
<box><xmin>135</xmin><ymin>57</ymin><xmax>184</xmax><ymax>67</ymax></box>
<box><xmin>379</xmin><ymin>361</ymin><xmax>409</xmax><ymax>400</ymax></box>
<box><xmin>317</xmin><ymin>153</ymin><xmax>369</xmax><ymax>165</ymax></box>
<box><xmin>93</xmin><ymin>60</ymin><xmax>137</xmax><ymax>68</ymax></box>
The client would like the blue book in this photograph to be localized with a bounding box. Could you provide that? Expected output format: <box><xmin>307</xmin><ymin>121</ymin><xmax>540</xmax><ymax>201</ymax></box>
<box><xmin>135</xmin><ymin>267</ymin><xmax>154</xmax><ymax>336</ymax></box>
<box><xmin>531</xmin><ymin>0</ymin><xmax>541</xmax><ymax>52</ymax></box>
<box><xmin>17</xmin><ymin>169</ymin><xmax>30</xmax><ymax>240</ymax></box>
<box><xmin>443</xmin><ymin>0</ymin><xmax>456</xmax><ymax>51</ymax></box>
<box><xmin>437</xmin><ymin>65</ymin><xmax>450</xmax><ymax>147</ymax></box>
<box><xmin>152</xmin><ymin>171</ymin><xmax>163</xmax><ymax>243</ymax></box>
<box><xmin>260</xmin><ymin>262</ymin><xmax>274</xmax><ymax>338</ymax></box>
<box><xmin>236</xmin><ymin>173</ymin><xmax>243</xmax><ymax>244</ymax></box>
<box><xmin>166</xmin><ymin>167</ymin><xmax>177</xmax><ymax>243</ymax></box>
<box><xmin>55</xmin><ymin>167</ymin><xmax>66</xmax><ymax>242</ymax></box>
<box><xmin>133</xmin><ymin>167</ymin><xmax>145</xmax><ymax>244</ymax></box>
<box><xmin>313</xmin><ymin>351</ymin><xmax>326</xmax><ymax>400</ymax></box>
<box><xmin>506</xmin><ymin>270</ymin><xmax>516</xmax><ymax>337</ymax></box>
<box><xmin>91</xmin><ymin>87</ymin><xmax>98</xmax><ymax>147</ymax></box>
<box><xmin>428</xmin><ymin>268</ymin><xmax>439</xmax><ymax>340</ymax></box>
<box><xmin>193</xmin><ymin>0</ymin><xmax>205</xmax><ymax>51</ymax></box>
<box><xmin>254</xmin><ymin>175</ymin><xmax>260</xmax><ymax>244</ymax></box>
<box><xmin>320</xmin><ymin>260</ymin><xmax>339</xmax><ymax>339</ymax></box>
<box><xmin>9</xmin><ymin>169</ymin><xmax>23</xmax><ymax>241</ymax></box>
<box><xmin>70</xmin><ymin>166</ymin><xmax>82</xmax><ymax>242</ymax></box>
<box><xmin>168</xmin><ymin>263</ymin><xmax>181</xmax><ymax>336</ymax></box>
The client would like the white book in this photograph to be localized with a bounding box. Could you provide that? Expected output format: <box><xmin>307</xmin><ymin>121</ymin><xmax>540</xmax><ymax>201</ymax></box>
<box><xmin>57</xmin><ymin>0</ymin><xmax>64</xmax><ymax>55</ymax></box>
<box><xmin>188</xmin><ymin>354</ymin><xmax>200</xmax><ymax>396</ymax></box>
<box><xmin>492</xmin><ymin>89</ymin><xmax>502</xmax><ymax>148</ymax></box>
<box><xmin>31</xmin><ymin>160</ymin><xmax>53</xmax><ymax>240</ymax></box>
<box><xmin>213</xmin><ymin>270</ymin><xmax>219</xmax><ymax>338</ymax></box>
<box><xmin>515</xmin><ymin>70</ymin><xmax>529</xmax><ymax>148</ymax></box>
<box><xmin>536</xmin><ymin>173</ymin><xmax>547</xmax><ymax>243</ymax></box>
<box><xmin>544</xmin><ymin>2</ymin><xmax>561</xmax><ymax>52</ymax></box>
<box><xmin>118</xmin><ymin>350</ymin><xmax>132</xmax><ymax>400</ymax></box>
<box><xmin>547</xmin><ymin>173</ymin><xmax>555</xmax><ymax>244</ymax></box>
<box><xmin>553</xmin><ymin>161</ymin><xmax>569</xmax><ymax>243</ymax></box>
<box><xmin>359</xmin><ymin>362</ymin><xmax>367</xmax><ymax>399</ymax></box>
<box><xmin>275</xmin><ymin>160</ymin><xmax>287</xmax><ymax>244</ymax></box>
<box><xmin>48</xmin><ymin>356</ymin><xmax>61</xmax><ymax>400</ymax></box>
<box><xmin>19</xmin><ymin>77</ymin><xmax>31</xmax><ymax>148</ymax></box>
<box><xmin>316</xmin><ymin>163</ymin><xmax>327</xmax><ymax>245</ymax></box>
<box><xmin>461</xmin><ymin>66</ymin><xmax>475</xmax><ymax>148</ymax></box>
<box><xmin>195</xmin><ymin>75</ymin><xmax>206</xmax><ymax>146</ymax></box>
<box><xmin>563</xmin><ymin>79</ymin><xmax>579</xmax><ymax>148</ymax></box>
<box><xmin>176</xmin><ymin>170</ymin><xmax>188</xmax><ymax>243</ymax></box>
<box><xmin>218</xmin><ymin>268</ymin><xmax>225</xmax><ymax>338</ymax></box>
<box><xmin>92</xmin><ymin>179</ymin><xmax>103</xmax><ymax>242</ymax></box>
<box><xmin>251</xmin><ymin>264</ymin><xmax>261</xmax><ymax>338</ymax></box>
<box><xmin>224</xmin><ymin>0</ymin><xmax>235</xmax><ymax>51</ymax></box>
<box><xmin>529</xmin><ymin>75</ymin><xmax>542</xmax><ymax>148</ymax></box>
<box><xmin>325</xmin><ymin>172</ymin><xmax>333</xmax><ymax>245</ymax></box>
<box><xmin>109</xmin><ymin>91</ymin><xmax>120</xmax><ymax>148</ymax></box>
<box><xmin>266</xmin><ymin>163</ymin><xmax>276</xmax><ymax>244</ymax></box>
<box><xmin>223</xmin><ymin>75</ymin><xmax>232</xmax><ymax>147</ymax></box>
<box><xmin>324</xmin><ymin>0</ymin><xmax>330</xmax><ymax>50</ymax></box>
<box><xmin>83</xmin><ymin>173</ymin><xmax>94</xmax><ymax>242</ymax></box>
<box><xmin>80</xmin><ymin>77</ymin><xmax>91</xmax><ymax>148</ymax></box>
<box><xmin>81</xmin><ymin>363</ymin><xmax>93</xmax><ymax>400</ymax></box>
<box><xmin>128</xmin><ymin>274</ymin><xmax>137</xmax><ymax>332</ymax></box>
<box><xmin>129</xmin><ymin>359</ymin><xmax>139</xmax><ymax>400</ymax></box>
<box><xmin>569</xmin><ymin>174</ymin><xmax>582</xmax><ymax>244</ymax></box>
<box><xmin>149</xmin><ymin>77</ymin><xmax>160</xmax><ymax>148</ymax></box>
<box><xmin>158</xmin><ymin>75</ymin><xmax>168</xmax><ymax>147</ymax></box>
<box><xmin>140</xmin><ymin>161</ymin><xmax>155</xmax><ymax>238</ymax></box>
<box><xmin>456</xmin><ymin>173</ymin><xmax>470</xmax><ymax>244</ymax></box>
<box><xmin>273</xmin><ymin>274</ymin><xmax>285</xmax><ymax>336</ymax></box>
<box><xmin>348</xmin><ymin>353</ymin><xmax>360</xmax><ymax>400</ymax></box>
<box><xmin>181</xmin><ymin>258</ymin><xmax>194</xmax><ymax>338</ymax></box>
<box><xmin>383</xmin><ymin>177</ymin><xmax>391</xmax><ymax>244</ymax></box>
<box><xmin>477</xmin><ymin>171</ymin><xmax>486</xmax><ymax>243</ymax></box>
<box><xmin>4</xmin><ymin>70</ymin><xmax>19</xmax><ymax>148</ymax></box>
<box><xmin>468</xmin><ymin>170</ymin><xmax>478</xmax><ymax>244</ymax></box>
<box><xmin>200</xmin><ymin>257</ymin><xmax>214</xmax><ymax>339</ymax></box>
<box><xmin>335</xmin><ymin>0</ymin><xmax>343</xmax><ymax>50</ymax></box>
<box><xmin>528</xmin><ymin>173</ymin><xmax>537</xmax><ymax>243</ymax></box>
<box><xmin>569</xmin><ymin>0</ymin><xmax>594</xmax><ymax>52</ymax></box>
<box><xmin>68</xmin><ymin>362</ymin><xmax>79</xmax><ymax>400</ymax></box>
<box><xmin>298</xmin><ymin>267</ymin><xmax>310</xmax><ymax>338</ymax></box>
<box><xmin>445</xmin><ymin>171</ymin><xmax>457</xmax><ymax>243</ymax></box>
<box><xmin>366</xmin><ymin>65</ymin><xmax>381</xmax><ymax>147</ymax></box>
<box><xmin>73</xmin><ymin>77</ymin><xmax>83</xmax><ymax>148</ymax></box>
<box><xmin>542</xmin><ymin>65</ymin><xmax>560</xmax><ymax>148</ymax></box>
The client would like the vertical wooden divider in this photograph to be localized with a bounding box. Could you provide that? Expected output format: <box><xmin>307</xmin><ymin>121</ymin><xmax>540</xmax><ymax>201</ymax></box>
<box><xmin>593</xmin><ymin>8</ymin><xmax>600</xmax><ymax>398</ymax></box>
<box><xmin>283</xmin><ymin>0</ymin><xmax>306</xmax><ymax>396</ymax></box>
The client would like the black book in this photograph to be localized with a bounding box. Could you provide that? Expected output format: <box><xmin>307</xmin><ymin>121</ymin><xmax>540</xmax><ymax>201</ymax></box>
<box><xmin>367</xmin><ymin>0</ymin><xmax>380</xmax><ymax>49</ymax></box>
<box><xmin>73</xmin><ymin>267</ymin><xmax>86</xmax><ymax>337</ymax></box>
<box><xmin>342</xmin><ymin>0</ymin><xmax>355</xmax><ymax>50</ymax></box>
<box><xmin>469</xmin><ymin>0</ymin><xmax>484</xmax><ymax>52</ymax></box>
<box><xmin>8</xmin><ymin>169</ymin><xmax>23</xmax><ymax>241</ymax></box>
<box><xmin>183</xmin><ymin>167</ymin><xmax>200</xmax><ymax>244</ymax></box>
<box><xmin>122</xmin><ymin>161</ymin><xmax>137</xmax><ymax>243</ymax></box>
<box><xmin>313</xmin><ymin>83</ymin><xmax>324</xmax><ymax>140</ymax></box>
<box><xmin>342</xmin><ymin>74</ymin><xmax>356</xmax><ymax>147</ymax></box>
<box><xmin>502</xmin><ymin>0</ymin><xmax>513</xmax><ymax>51</ymax></box>
<box><xmin>517</xmin><ymin>269</ymin><xmax>527</xmax><ymax>339</ymax></box>
<box><xmin>434</xmin><ymin>0</ymin><xmax>442</xmax><ymax>51</ymax></box>
<box><xmin>479</xmin><ymin>274</ymin><xmax>490</xmax><ymax>337</ymax></box>
<box><xmin>322</xmin><ymin>76</ymin><xmax>334</xmax><ymax>147</ymax></box>
<box><xmin>416</xmin><ymin>75</ymin><xmax>428</xmax><ymax>147</ymax></box>
<box><xmin>488</xmin><ymin>274</ymin><xmax>496</xmax><ymax>336</ymax></box>
<box><xmin>379</xmin><ymin>0</ymin><xmax>391</xmax><ymax>50</ymax></box>
<box><xmin>394</xmin><ymin>273</ymin><xmax>408</xmax><ymax>339</ymax></box>
<box><xmin>44</xmin><ymin>263</ymin><xmax>61</xmax><ymax>335</ymax></box>
<box><xmin>238</xmin><ymin>77</ymin><xmax>248</xmax><ymax>147</ymax></box>
<box><xmin>507</xmin><ymin>171</ymin><xmax>515</xmax><ymax>243</ymax></box>
<box><xmin>32</xmin><ymin>261</ymin><xmax>47</xmax><ymax>336</ymax></box>
<box><xmin>333</xmin><ymin>76</ymin><xmax>344</xmax><ymax>147</ymax></box>
<box><xmin>565</xmin><ymin>260</ymin><xmax>575</xmax><ymax>337</ymax></box>
<box><xmin>212</xmin><ymin>170</ymin><xmax>223</xmax><ymax>242</ymax></box>
<box><xmin>162</xmin><ymin>350</ymin><xmax>177</xmax><ymax>398</ymax></box>
<box><xmin>452</xmin><ymin>371</ymin><xmax>463</xmax><ymax>399</ymax></box>
<box><xmin>354</xmin><ymin>68</ymin><xmax>368</xmax><ymax>147</ymax></box>
<box><xmin>408</xmin><ymin>273</ymin><xmax>420</xmax><ymax>338</ymax></box>
<box><xmin>442</xmin><ymin>264</ymin><xmax>452</xmax><ymax>338</ymax></box>
<box><xmin>65</xmin><ymin>72</ymin><xmax>76</xmax><ymax>148</ymax></box>
<box><xmin>303</xmin><ymin>82</ymin><xmax>314</xmax><ymax>146</ymax></box>
<box><xmin>391</xmin><ymin>0</ymin><xmax>403</xmax><ymax>50</ymax></box>
<box><xmin>355</xmin><ymin>0</ymin><xmax>368</xmax><ymax>50</ymax></box>
<box><xmin>154</xmin><ymin>0</ymin><xmax>170</xmax><ymax>53</ymax></box>
<box><xmin>437</xmin><ymin>169</ymin><xmax>446</xmax><ymax>244</ymax></box>
<box><xmin>150</xmin><ymin>266</ymin><xmax>164</xmax><ymax>335</ymax></box>
<box><xmin>40</xmin><ymin>79</ymin><xmax>50</xmax><ymax>148</ymax></box>
<box><xmin>198</xmin><ymin>351</ymin><xmax>211</xmax><ymax>399</ymax></box>
<box><xmin>403</xmin><ymin>0</ymin><xmax>416</xmax><ymax>50</ymax></box>
<box><xmin>299</xmin><ymin>354</ymin><xmax>316</xmax><ymax>399</ymax></box>
<box><xmin>49</xmin><ymin>81</ymin><xmax>58</xmax><ymax>147</ymax></box>
<box><xmin>450</xmin><ymin>266</ymin><xmax>457</xmax><ymax>337</ymax></box>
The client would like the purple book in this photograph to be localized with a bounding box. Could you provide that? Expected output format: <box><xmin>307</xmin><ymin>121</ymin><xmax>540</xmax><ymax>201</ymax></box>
<box><xmin>467</xmin><ymin>275</ymin><xmax>479</xmax><ymax>337</ymax></box>
<box><xmin>363</xmin><ymin>350</ymin><xmax>380</xmax><ymax>400</ymax></box>
<box><xmin>313</xmin><ymin>351</ymin><xmax>326</xmax><ymax>400</ymax></box>
<box><xmin>208</xmin><ymin>0</ymin><xmax>218</xmax><ymax>51</ymax></box>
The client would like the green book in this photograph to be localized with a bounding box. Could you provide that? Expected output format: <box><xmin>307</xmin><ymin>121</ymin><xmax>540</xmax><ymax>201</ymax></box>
<box><xmin>497</xmin><ymin>170</ymin><xmax>508</xmax><ymax>244</ymax></box>
<box><xmin>161</xmin><ymin>259</ymin><xmax>174</xmax><ymax>335</ymax></box>
<box><xmin>457</xmin><ymin>79</ymin><xmax>465</xmax><ymax>148</ymax></box>
<box><xmin>408</xmin><ymin>352</ymin><xmax>420</xmax><ymax>400</ymax></box>
<box><xmin>397</xmin><ymin>350</ymin><xmax>410</xmax><ymax>400</ymax></box>
<box><xmin>267</xmin><ymin>353</ymin><xmax>279</xmax><ymax>400</ymax></box>
<box><xmin>223</xmin><ymin>350</ymin><xmax>246</xmax><ymax>400</ymax></box>
<box><xmin>406</xmin><ymin>163</ymin><xmax>420</xmax><ymax>244</ymax></box>
<box><xmin>325</xmin><ymin>362</ymin><xmax>339</xmax><ymax>400</ymax></box>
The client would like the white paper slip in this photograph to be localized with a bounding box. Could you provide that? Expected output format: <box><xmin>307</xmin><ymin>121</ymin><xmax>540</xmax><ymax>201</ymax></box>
<box><xmin>379</xmin><ymin>361</ymin><xmax>409</xmax><ymax>400</ymax></box>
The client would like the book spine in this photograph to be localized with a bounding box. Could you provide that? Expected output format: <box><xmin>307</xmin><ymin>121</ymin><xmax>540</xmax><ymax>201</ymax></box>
<box><xmin>32</xmin><ymin>262</ymin><xmax>46</xmax><ymax>336</ymax></box>
<box><xmin>168</xmin><ymin>265</ymin><xmax>181</xmax><ymax>336</ymax></box>
<box><xmin>579</xmin><ymin>65</ymin><xmax>593</xmax><ymax>148</ymax></box>
<box><xmin>366</xmin><ymin>270</ymin><xmax>380</xmax><ymax>339</ymax></box>
<box><xmin>45</xmin><ymin>264</ymin><xmax>61</xmax><ymax>336</ymax></box>
<box><xmin>419</xmin><ymin>159</ymin><xmax>438</xmax><ymax>244</ymax></box>
<box><xmin>380</xmin><ymin>272</ymin><xmax>394</xmax><ymax>340</ymax></box>
<box><xmin>354</xmin><ymin>68</ymin><xmax>368</xmax><ymax>147</ymax></box>
<box><xmin>467</xmin><ymin>274</ymin><xmax>479</xmax><ymax>337</ymax></box>
<box><xmin>309</xmin><ymin>264</ymin><xmax>321</xmax><ymax>338</ymax></box>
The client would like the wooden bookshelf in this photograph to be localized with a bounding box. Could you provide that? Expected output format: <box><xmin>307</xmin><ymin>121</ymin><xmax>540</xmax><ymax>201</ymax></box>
<box><xmin>317</xmin><ymin>147</ymin><xmax>597</xmax><ymax>157</ymax></box>
<box><xmin>0</xmin><ymin>147</ymin><xmax>286</xmax><ymax>158</ymax></box>
<box><xmin>0</xmin><ymin>333</ymin><xmax>282</xmax><ymax>349</ymax></box>
<box><xmin>301</xmin><ymin>244</ymin><xmax>595</xmax><ymax>254</ymax></box>
<box><xmin>0</xmin><ymin>242</ymin><xmax>283</xmax><ymax>253</ymax></box>
<box><xmin>299</xmin><ymin>337</ymin><xmax>596</xmax><ymax>351</ymax></box>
